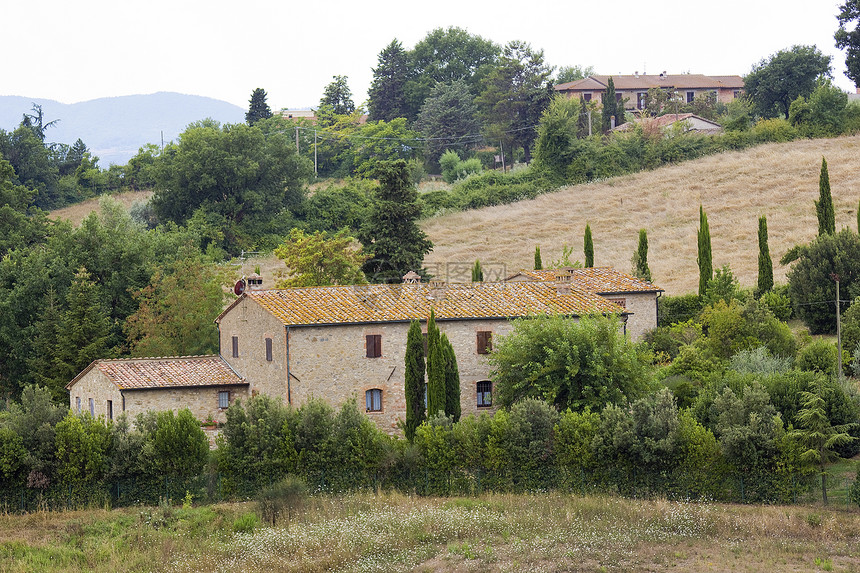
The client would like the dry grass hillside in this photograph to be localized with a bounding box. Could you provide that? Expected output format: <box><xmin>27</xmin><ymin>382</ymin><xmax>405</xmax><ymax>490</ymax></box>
<box><xmin>50</xmin><ymin>190</ymin><xmax>153</xmax><ymax>226</ymax></box>
<box><xmin>423</xmin><ymin>135</ymin><xmax>860</xmax><ymax>295</ymax></box>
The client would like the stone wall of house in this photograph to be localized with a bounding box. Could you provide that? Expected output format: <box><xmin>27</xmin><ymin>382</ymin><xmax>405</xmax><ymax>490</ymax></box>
<box><xmin>68</xmin><ymin>370</ymin><xmax>123</xmax><ymax>421</ymax></box>
<box><xmin>286</xmin><ymin>318</ymin><xmax>514</xmax><ymax>434</ymax></box>
<box><xmin>600</xmin><ymin>292</ymin><xmax>658</xmax><ymax>341</ymax></box>
<box><xmin>219</xmin><ymin>297</ymin><xmax>289</xmax><ymax>402</ymax></box>
<box><xmin>122</xmin><ymin>385</ymin><xmax>249</xmax><ymax>424</ymax></box>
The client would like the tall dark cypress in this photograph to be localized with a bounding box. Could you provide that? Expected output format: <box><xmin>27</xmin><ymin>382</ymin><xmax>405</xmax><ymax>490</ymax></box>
<box><xmin>697</xmin><ymin>206</ymin><xmax>713</xmax><ymax>297</ymax></box>
<box><xmin>584</xmin><ymin>224</ymin><xmax>594</xmax><ymax>268</ymax></box>
<box><xmin>816</xmin><ymin>157</ymin><xmax>835</xmax><ymax>236</ymax></box>
<box><xmin>404</xmin><ymin>320</ymin><xmax>426</xmax><ymax>441</ymax></box>
<box><xmin>442</xmin><ymin>334</ymin><xmax>461</xmax><ymax>422</ymax></box>
<box><xmin>632</xmin><ymin>229</ymin><xmax>652</xmax><ymax>282</ymax></box>
<box><xmin>757</xmin><ymin>215</ymin><xmax>773</xmax><ymax>294</ymax></box>
<box><xmin>534</xmin><ymin>245</ymin><xmax>543</xmax><ymax>270</ymax></box>
<box><xmin>426</xmin><ymin>309</ymin><xmax>445</xmax><ymax>419</ymax></box>
<box><xmin>471</xmin><ymin>259</ymin><xmax>483</xmax><ymax>282</ymax></box>
<box><xmin>601</xmin><ymin>77</ymin><xmax>618</xmax><ymax>132</ymax></box>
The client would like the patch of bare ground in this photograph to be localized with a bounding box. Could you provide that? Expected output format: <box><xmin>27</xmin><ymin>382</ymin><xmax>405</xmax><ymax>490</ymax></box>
<box><xmin>422</xmin><ymin>136</ymin><xmax>860</xmax><ymax>295</ymax></box>
<box><xmin>49</xmin><ymin>190</ymin><xmax>153</xmax><ymax>226</ymax></box>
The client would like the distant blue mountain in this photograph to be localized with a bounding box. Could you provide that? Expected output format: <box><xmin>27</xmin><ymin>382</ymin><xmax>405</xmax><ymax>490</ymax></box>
<box><xmin>0</xmin><ymin>93</ymin><xmax>245</xmax><ymax>166</ymax></box>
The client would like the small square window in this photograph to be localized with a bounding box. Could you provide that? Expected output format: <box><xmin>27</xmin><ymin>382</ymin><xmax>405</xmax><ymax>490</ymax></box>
<box><xmin>477</xmin><ymin>331</ymin><xmax>492</xmax><ymax>354</ymax></box>
<box><xmin>366</xmin><ymin>389</ymin><xmax>382</xmax><ymax>412</ymax></box>
<box><xmin>366</xmin><ymin>334</ymin><xmax>382</xmax><ymax>358</ymax></box>
<box><xmin>584</xmin><ymin>93</ymin><xmax>592</xmax><ymax>102</ymax></box>
<box><xmin>265</xmin><ymin>337</ymin><xmax>273</xmax><ymax>362</ymax></box>
<box><xmin>477</xmin><ymin>381</ymin><xmax>492</xmax><ymax>408</ymax></box>
<box><xmin>232</xmin><ymin>335</ymin><xmax>239</xmax><ymax>358</ymax></box>
<box><xmin>218</xmin><ymin>391</ymin><xmax>230</xmax><ymax>409</ymax></box>
<box><xmin>686</xmin><ymin>91</ymin><xmax>695</xmax><ymax>103</ymax></box>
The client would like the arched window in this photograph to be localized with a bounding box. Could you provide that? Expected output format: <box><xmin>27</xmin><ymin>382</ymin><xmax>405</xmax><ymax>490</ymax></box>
<box><xmin>477</xmin><ymin>381</ymin><xmax>492</xmax><ymax>408</ymax></box>
<box><xmin>365</xmin><ymin>389</ymin><xmax>382</xmax><ymax>412</ymax></box>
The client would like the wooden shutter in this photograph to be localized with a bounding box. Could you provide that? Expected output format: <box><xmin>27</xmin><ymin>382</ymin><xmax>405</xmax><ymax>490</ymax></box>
<box><xmin>265</xmin><ymin>337</ymin><xmax>273</xmax><ymax>361</ymax></box>
<box><xmin>232</xmin><ymin>335</ymin><xmax>239</xmax><ymax>358</ymax></box>
<box><xmin>477</xmin><ymin>331</ymin><xmax>492</xmax><ymax>354</ymax></box>
<box><xmin>366</xmin><ymin>334</ymin><xmax>382</xmax><ymax>358</ymax></box>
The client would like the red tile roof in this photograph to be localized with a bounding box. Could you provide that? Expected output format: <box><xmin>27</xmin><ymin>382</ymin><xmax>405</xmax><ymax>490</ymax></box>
<box><xmin>66</xmin><ymin>355</ymin><xmax>245</xmax><ymax>390</ymax></box>
<box><xmin>218</xmin><ymin>281</ymin><xmax>624</xmax><ymax>326</ymax></box>
<box><xmin>506</xmin><ymin>267</ymin><xmax>663</xmax><ymax>294</ymax></box>
<box><xmin>555</xmin><ymin>74</ymin><xmax>743</xmax><ymax>92</ymax></box>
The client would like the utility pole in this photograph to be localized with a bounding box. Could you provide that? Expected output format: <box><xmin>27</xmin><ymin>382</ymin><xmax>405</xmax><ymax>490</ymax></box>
<box><xmin>836</xmin><ymin>277</ymin><xmax>843</xmax><ymax>380</ymax></box>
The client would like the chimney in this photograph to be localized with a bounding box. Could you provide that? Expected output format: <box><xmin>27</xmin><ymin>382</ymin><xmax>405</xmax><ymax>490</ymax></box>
<box><xmin>402</xmin><ymin>271</ymin><xmax>421</xmax><ymax>284</ymax></box>
<box><xmin>247</xmin><ymin>272</ymin><xmax>263</xmax><ymax>290</ymax></box>
<box><xmin>428</xmin><ymin>279</ymin><xmax>447</xmax><ymax>300</ymax></box>
<box><xmin>634</xmin><ymin>71</ymin><xmax>639</xmax><ymax>78</ymax></box>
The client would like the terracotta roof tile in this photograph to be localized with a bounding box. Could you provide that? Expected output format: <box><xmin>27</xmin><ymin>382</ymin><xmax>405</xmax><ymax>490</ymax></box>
<box><xmin>228</xmin><ymin>281</ymin><xmax>622</xmax><ymax>326</ymax></box>
<box><xmin>67</xmin><ymin>355</ymin><xmax>246</xmax><ymax>390</ymax></box>
<box><xmin>506</xmin><ymin>267</ymin><xmax>663</xmax><ymax>294</ymax></box>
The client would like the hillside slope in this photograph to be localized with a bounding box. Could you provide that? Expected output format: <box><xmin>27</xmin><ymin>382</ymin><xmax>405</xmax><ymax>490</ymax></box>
<box><xmin>422</xmin><ymin>136</ymin><xmax>860</xmax><ymax>295</ymax></box>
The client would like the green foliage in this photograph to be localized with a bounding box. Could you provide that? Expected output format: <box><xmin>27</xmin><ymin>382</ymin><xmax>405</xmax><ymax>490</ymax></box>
<box><xmin>534</xmin><ymin>245</ymin><xmax>543</xmax><ymax>270</ymax></box>
<box><xmin>840</xmin><ymin>297</ymin><xmax>860</xmax><ymax>357</ymax></box>
<box><xmin>232</xmin><ymin>512</ymin><xmax>258</xmax><ymax>533</ymax></box>
<box><xmin>758</xmin><ymin>289</ymin><xmax>792</xmax><ymax>321</ymax></box>
<box><xmin>0</xmin><ymin>156</ymin><xmax>49</xmax><ymax>258</ymax></box>
<box><xmin>697</xmin><ymin>205</ymin><xmax>713</xmax><ymax>297</ymax></box>
<box><xmin>789</xmin><ymin>79</ymin><xmax>851</xmax><ymax>137</ymax></box>
<box><xmin>658</xmin><ymin>294</ymin><xmax>704</xmax><ymax>327</ymax></box>
<box><xmin>702</xmin><ymin>265</ymin><xmax>745</xmax><ymax>308</ymax></box>
<box><xmin>489</xmin><ymin>314</ymin><xmax>649</xmax><ymax>411</ymax></box>
<box><xmin>257</xmin><ymin>475</ymin><xmax>307</xmax><ymax>526</ymax></box>
<box><xmin>700</xmin><ymin>298</ymin><xmax>796</xmax><ymax>360</ymax></box>
<box><xmin>744</xmin><ymin>45</ymin><xmax>832</xmax><ymax>118</ymax></box>
<box><xmin>404</xmin><ymin>320</ymin><xmax>426</xmax><ymax>442</ymax></box>
<box><xmin>426</xmin><ymin>310</ymin><xmax>445</xmax><ymax>419</ymax></box>
<box><xmin>757</xmin><ymin>215</ymin><xmax>773</xmax><ymax>294</ymax></box>
<box><xmin>414</xmin><ymin>80</ymin><xmax>482</xmax><ymax>167</ymax></box>
<box><xmin>556</xmin><ymin>65</ymin><xmax>594</xmax><ymax>84</ymax></box>
<box><xmin>367</xmin><ymin>39</ymin><xmax>409</xmax><ymax>122</ymax></box>
<box><xmin>438</xmin><ymin>150</ymin><xmax>482</xmax><ymax>183</ymax></box>
<box><xmin>836</xmin><ymin>1</ymin><xmax>860</xmax><ymax>87</ymax></box>
<box><xmin>601</xmin><ymin>77</ymin><xmax>620</xmax><ymax>132</ymax></box>
<box><xmin>816</xmin><ymin>157</ymin><xmax>835</xmax><ymax>236</ymax></box>
<box><xmin>245</xmin><ymin>88</ymin><xmax>273</xmax><ymax>126</ymax></box>
<box><xmin>486</xmin><ymin>398</ymin><xmax>559</xmax><ymax>491</ymax></box>
<box><xmin>796</xmin><ymin>339</ymin><xmax>839</xmax><ymax>376</ymax></box>
<box><xmin>711</xmin><ymin>383</ymin><xmax>785</xmax><ymax>474</ymax></box>
<box><xmin>632</xmin><ymin>229</ymin><xmax>652</xmax><ymax>282</ymax></box>
<box><xmin>0</xmin><ymin>426</ymin><xmax>27</xmax><ymax>482</ymax></box>
<box><xmin>532</xmin><ymin>94</ymin><xmax>581</xmax><ymax>180</ymax></box>
<box><xmin>140</xmin><ymin>409</ymin><xmax>208</xmax><ymax>481</ymax></box>
<box><xmin>319</xmin><ymin>75</ymin><xmax>355</xmax><ymax>116</ymax></box>
<box><xmin>359</xmin><ymin>160</ymin><xmax>432</xmax><ymax>282</ymax></box>
<box><xmin>300</xmin><ymin>178</ymin><xmax>373</xmax><ymax>234</ymax></box>
<box><xmin>54</xmin><ymin>412</ymin><xmax>111</xmax><ymax>486</ymax></box>
<box><xmin>471</xmin><ymin>259</ymin><xmax>483</xmax><ymax>282</ymax></box>
<box><xmin>554</xmin><ymin>408</ymin><xmax>600</xmax><ymax>480</ymax></box>
<box><xmin>583</xmin><ymin>224</ymin><xmax>594</xmax><ymax>268</ymax></box>
<box><xmin>274</xmin><ymin>228</ymin><xmax>367</xmax><ymax>287</ymax></box>
<box><xmin>784</xmin><ymin>229</ymin><xmax>860</xmax><ymax>334</ymax></box>
<box><xmin>728</xmin><ymin>347</ymin><xmax>792</xmax><ymax>376</ymax></box>
<box><xmin>442</xmin><ymin>334</ymin><xmax>461</xmax><ymax>422</ymax></box>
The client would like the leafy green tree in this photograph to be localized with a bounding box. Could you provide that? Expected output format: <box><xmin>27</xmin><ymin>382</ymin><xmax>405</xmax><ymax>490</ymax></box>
<box><xmin>426</xmin><ymin>310</ymin><xmax>445</xmax><ymax>418</ymax></box>
<box><xmin>4</xmin><ymin>385</ymin><xmax>65</xmax><ymax>483</ymax></box>
<box><xmin>477</xmin><ymin>40</ymin><xmax>554</xmax><ymax>163</ymax></box>
<box><xmin>0</xmin><ymin>155</ymin><xmax>48</xmax><ymax>257</ymax></box>
<box><xmin>816</xmin><ymin>157</ymin><xmax>835</xmax><ymax>236</ymax></box>
<box><xmin>350</xmin><ymin>118</ymin><xmax>419</xmax><ymax>176</ymax></box>
<box><xmin>471</xmin><ymin>259</ymin><xmax>483</xmax><ymax>282</ymax></box>
<box><xmin>319</xmin><ymin>75</ymin><xmax>355</xmax><ymax>116</ymax></box>
<box><xmin>0</xmin><ymin>125</ymin><xmax>61</xmax><ymax>209</ymax></box>
<box><xmin>404</xmin><ymin>320</ymin><xmax>426</xmax><ymax>441</ymax></box>
<box><xmin>601</xmin><ymin>77</ymin><xmax>620</xmax><ymax>132</ymax></box>
<box><xmin>438</xmin><ymin>150</ymin><xmax>481</xmax><ymax>183</ymax></box>
<box><xmin>489</xmin><ymin>314</ymin><xmax>649</xmax><ymax>411</ymax></box>
<box><xmin>368</xmin><ymin>39</ymin><xmax>410</xmax><ymax>122</ymax></box>
<box><xmin>532</xmin><ymin>93</ymin><xmax>581</xmax><ymax>180</ymax></box>
<box><xmin>835</xmin><ymin>1</ymin><xmax>860</xmax><ymax>87</ymax></box>
<box><xmin>442</xmin><ymin>333</ymin><xmax>461</xmax><ymax>422</ymax></box>
<box><xmin>697</xmin><ymin>206</ymin><xmax>713</xmax><ymax>297</ymax></box>
<box><xmin>757</xmin><ymin>215</ymin><xmax>773</xmax><ymax>293</ymax></box>
<box><xmin>534</xmin><ymin>245</ymin><xmax>543</xmax><ymax>270</ymax></box>
<box><xmin>0</xmin><ymin>427</ymin><xmax>27</xmax><ymax>483</ymax></box>
<box><xmin>744</xmin><ymin>45</ymin><xmax>832</xmax><ymax>118</ymax></box>
<box><xmin>789</xmin><ymin>379</ymin><xmax>856</xmax><ymax>504</ymax></box>
<box><xmin>140</xmin><ymin>408</ymin><xmax>208</xmax><ymax>480</ymax></box>
<box><xmin>21</xmin><ymin>104</ymin><xmax>59</xmax><ymax>142</ymax></box>
<box><xmin>789</xmin><ymin>79</ymin><xmax>850</xmax><ymax>136</ymax></box>
<box><xmin>487</xmin><ymin>398</ymin><xmax>559</xmax><ymax>490</ymax></box>
<box><xmin>274</xmin><ymin>228</ymin><xmax>367</xmax><ymax>287</ymax></box>
<box><xmin>54</xmin><ymin>412</ymin><xmax>111</xmax><ymax>485</ymax></box>
<box><xmin>584</xmin><ymin>224</ymin><xmax>594</xmax><ymax>267</ymax></box>
<box><xmin>783</xmin><ymin>229</ymin><xmax>860</xmax><ymax>333</ymax></box>
<box><xmin>405</xmin><ymin>27</ymin><xmax>500</xmax><ymax>121</ymax></box>
<box><xmin>699</xmin><ymin>298</ymin><xmax>796</xmax><ymax>359</ymax></box>
<box><xmin>414</xmin><ymin>79</ymin><xmax>482</xmax><ymax>167</ymax></box>
<box><xmin>245</xmin><ymin>88</ymin><xmax>273</xmax><ymax>125</ymax></box>
<box><xmin>556</xmin><ymin>65</ymin><xmax>594</xmax><ymax>84</ymax></box>
<box><xmin>124</xmin><ymin>257</ymin><xmax>227</xmax><ymax>357</ymax></box>
<box><xmin>359</xmin><ymin>160</ymin><xmax>433</xmax><ymax>282</ymax></box>
<box><xmin>632</xmin><ymin>229</ymin><xmax>652</xmax><ymax>281</ymax></box>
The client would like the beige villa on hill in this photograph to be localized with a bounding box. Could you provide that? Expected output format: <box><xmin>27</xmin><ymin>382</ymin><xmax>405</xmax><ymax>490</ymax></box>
<box><xmin>67</xmin><ymin>269</ymin><xmax>661</xmax><ymax>433</ymax></box>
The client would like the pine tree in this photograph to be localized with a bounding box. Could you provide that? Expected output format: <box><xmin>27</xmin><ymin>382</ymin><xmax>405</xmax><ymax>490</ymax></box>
<box><xmin>245</xmin><ymin>88</ymin><xmax>273</xmax><ymax>126</ymax></box>
<box><xmin>367</xmin><ymin>39</ymin><xmax>409</xmax><ymax>122</ymax></box>
<box><xmin>816</xmin><ymin>157</ymin><xmax>835</xmax><ymax>236</ymax></box>
<box><xmin>697</xmin><ymin>206</ymin><xmax>713</xmax><ymax>297</ymax></box>
<box><xmin>601</xmin><ymin>77</ymin><xmax>618</xmax><ymax>132</ymax></box>
<box><xmin>534</xmin><ymin>245</ymin><xmax>543</xmax><ymax>270</ymax></box>
<box><xmin>359</xmin><ymin>160</ymin><xmax>433</xmax><ymax>282</ymax></box>
<box><xmin>757</xmin><ymin>215</ymin><xmax>774</xmax><ymax>294</ymax></box>
<box><xmin>426</xmin><ymin>310</ymin><xmax>446</xmax><ymax>418</ymax></box>
<box><xmin>632</xmin><ymin>229</ymin><xmax>652</xmax><ymax>281</ymax></box>
<box><xmin>584</xmin><ymin>224</ymin><xmax>594</xmax><ymax>268</ymax></box>
<box><xmin>471</xmin><ymin>259</ymin><xmax>484</xmax><ymax>282</ymax></box>
<box><xmin>442</xmin><ymin>334</ymin><xmax>461</xmax><ymax>422</ymax></box>
<box><xmin>404</xmin><ymin>320</ymin><xmax>426</xmax><ymax>441</ymax></box>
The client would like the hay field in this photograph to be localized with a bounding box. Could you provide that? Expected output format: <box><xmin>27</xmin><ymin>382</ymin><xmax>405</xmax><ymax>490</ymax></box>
<box><xmin>422</xmin><ymin>136</ymin><xmax>860</xmax><ymax>295</ymax></box>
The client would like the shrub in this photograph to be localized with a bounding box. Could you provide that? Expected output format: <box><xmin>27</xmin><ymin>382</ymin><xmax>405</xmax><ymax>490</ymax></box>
<box><xmin>758</xmin><ymin>289</ymin><xmax>792</xmax><ymax>321</ymax></box>
<box><xmin>257</xmin><ymin>475</ymin><xmax>307</xmax><ymax>527</ymax></box>
<box><xmin>795</xmin><ymin>339</ymin><xmax>840</xmax><ymax>376</ymax></box>
<box><xmin>658</xmin><ymin>294</ymin><xmax>703</xmax><ymax>327</ymax></box>
<box><xmin>439</xmin><ymin>150</ymin><xmax>482</xmax><ymax>183</ymax></box>
<box><xmin>233</xmin><ymin>512</ymin><xmax>259</xmax><ymax>533</ymax></box>
<box><xmin>729</xmin><ymin>346</ymin><xmax>792</xmax><ymax>375</ymax></box>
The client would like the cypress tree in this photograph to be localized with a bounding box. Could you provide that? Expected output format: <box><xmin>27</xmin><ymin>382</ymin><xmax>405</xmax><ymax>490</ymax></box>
<box><xmin>815</xmin><ymin>157</ymin><xmax>835</xmax><ymax>236</ymax></box>
<box><xmin>632</xmin><ymin>229</ymin><xmax>652</xmax><ymax>281</ymax></box>
<box><xmin>404</xmin><ymin>320</ymin><xmax>426</xmax><ymax>441</ymax></box>
<box><xmin>601</xmin><ymin>77</ymin><xmax>618</xmax><ymax>132</ymax></box>
<box><xmin>442</xmin><ymin>334</ymin><xmax>461</xmax><ymax>422</ymax></box>
<box><xmin>757</xmin><ymin>215</ymin><xmax>774</xmax><ymax>294</ymax></box>
<box><xmin>584</xmin><ymin>224</ymin><xmax>594</xmax><ymax>268</ymax></box>
<box><xmin>534</xmin><ymin>245</ymin><xmax>543</xmax><ymax>270</ymax></box>
<box><xmin>577</xmin><ymin>95</ymin><xmax>590</xmax><ymax>137</ymax></box>
<box><xmin>697</xmin><ymin>206</ymin><xmax>713</xmax><ymax>297</ymax></box>
<box><xmin>471</xmin><ymin>259</ymin><xmax>483</xmax><ymax>282</ymax></box>
<box><xmin>426</xmin><ymin>309</ymin><xmax>445</xmax><ymax>418</ymax></box>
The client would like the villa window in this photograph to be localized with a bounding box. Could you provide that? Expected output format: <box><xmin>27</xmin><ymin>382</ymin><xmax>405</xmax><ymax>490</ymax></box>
<box><xmin>477</xmin><ymin>331</ymin><xmax>492</xmax><ymax>354</ymax></box>
<box><xmin>366</xmin><ymin>334</ymin><xmax>382</xmax><ymax>358</ymax></box>
<box><xmin>477</xmin><ymin>381</ymin><xmax>492</xmax><ymax>408</ymax></box>
<box><xmin>366</xmin><ymin>389</ymin><xmax>382</xmax><ymax>412</ymax></box>
<box><xmin>218</xmin><ymin>391</ymin><xmax>230</xmax><ymax>409</ymax></box>
<box><xmin>686</xmin><ymin>91</ymin><xmax>695</xmax><ymax>103</ymax></box>
<box><xmin>107</xmin><ymin>400</ymin><xmax>113</xmax><ymax>420</ymax></box>
<box><xmin>232</xmin><ymin>335</ymin><xmax>239</xmax><ymax>358</ymax></box>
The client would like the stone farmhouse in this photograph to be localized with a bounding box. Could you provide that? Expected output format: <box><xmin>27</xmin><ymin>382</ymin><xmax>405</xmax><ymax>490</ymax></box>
<box><xmin>555</xmin><ymin>73</ymin><xmax>744</xmax><ymax>111</ymax></box>
<box><xmin>67</xmin><ymin>269</ymin><xmax>659</xmax><ymax>433</ymax></box>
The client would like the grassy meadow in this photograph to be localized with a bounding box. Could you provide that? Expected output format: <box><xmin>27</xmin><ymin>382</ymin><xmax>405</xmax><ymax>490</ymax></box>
<box><xmin>2</xmin><ymin>493</ymin><xmax>860</xmax><ymax>572</ymax></box>
<box><xmin>422</xmin><ymin>135</ymin><xmax>860</xmax><ymax>295</ymax></box>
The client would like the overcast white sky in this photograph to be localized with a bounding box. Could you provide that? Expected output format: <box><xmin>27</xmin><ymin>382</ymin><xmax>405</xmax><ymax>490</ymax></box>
<box><xmin>3</xmin><ymin>0</ymin><xmax>855</xmax><ymax>110</ymax></box>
